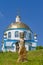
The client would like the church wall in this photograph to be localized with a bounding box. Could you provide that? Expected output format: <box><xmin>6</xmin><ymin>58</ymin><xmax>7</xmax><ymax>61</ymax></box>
<box><xmin>4</xmin><ymin>29</ymin><xmax>31</xmax><ymax>40</ymax></box>
<box><xmin>32</xmin><ymin>42</ymin><xmax>37</xmax><ymax>47</ymax></box>
<box><xmin>3</xmin><ymin>29</ymin><xmax>34</xmax><ymax>52</ymax></box>
<box><xmin>2</xmin><ymin>39</ymin><xmax>17</xmax><ymax>52</ymax></box>
<box><xmin>25</xmin><ymin>42</ymin><xmax>31</xmax><ymax>51</ymax></box>
<box><xmin>2</xmin><ymin>40</ymin><xmax>37</xmax><ymax>52</ymax></box>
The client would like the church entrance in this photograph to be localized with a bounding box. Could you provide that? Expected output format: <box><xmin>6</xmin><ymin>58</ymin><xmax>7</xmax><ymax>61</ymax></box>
<box><xmin>15</xmin><ymin>42</ymin><xmax>19</xmax><ymax>51</ymax></box>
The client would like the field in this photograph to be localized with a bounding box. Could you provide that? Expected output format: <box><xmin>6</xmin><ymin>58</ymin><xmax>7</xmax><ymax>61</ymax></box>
<box><xmin>0</xmin><ymin>50</ymin><xmax>43</xmax><ymax>65</ymax></box>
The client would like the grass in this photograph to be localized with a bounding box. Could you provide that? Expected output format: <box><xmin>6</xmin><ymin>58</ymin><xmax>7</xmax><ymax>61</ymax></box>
<box><xmin>0</xmin><ymin>50</ymin><xmax>43</xmax><ymax>65</ymax></box>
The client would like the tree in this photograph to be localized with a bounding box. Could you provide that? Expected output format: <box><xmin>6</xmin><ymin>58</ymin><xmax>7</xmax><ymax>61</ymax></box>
<box><xmin>36</xmin><ymin>46</ymin><xmax>43</xmax><ymax>50</ymax></box>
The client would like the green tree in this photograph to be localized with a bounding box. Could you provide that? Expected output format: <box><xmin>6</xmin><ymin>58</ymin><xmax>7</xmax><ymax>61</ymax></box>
<box><xmin>36</xmin><ymin>46</ymin><xmax>43</xmax><ymax>50</ymax></box>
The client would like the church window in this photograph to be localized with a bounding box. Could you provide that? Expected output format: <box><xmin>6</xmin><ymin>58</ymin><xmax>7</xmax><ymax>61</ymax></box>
<box><xmin>29</xmin><ymin>33</ymin><xmax>31</xmax><ymax>40</ymax></box>
<box><xmin>8</xmin><ymin>32</ymin><xmax>11</xmax><ymax>38</ymax></box>
<box><xmin>15</xmin><ymin>31</ymin><xmax>19</xmax><ymax>37</ymax></box>
<box><xmin>24</xmin><ymin>31</ymin><xmax>27</xmax><ymax>38</ymax></box>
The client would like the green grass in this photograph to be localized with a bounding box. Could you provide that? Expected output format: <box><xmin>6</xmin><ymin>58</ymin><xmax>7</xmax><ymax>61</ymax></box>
<box><xmin>0</xmin><ymin>50</ymin><xmax>43</xmax><ymax>65</ymax></box>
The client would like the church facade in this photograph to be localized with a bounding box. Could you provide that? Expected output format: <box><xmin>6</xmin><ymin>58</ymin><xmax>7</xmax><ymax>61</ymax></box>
<box><xmin>2</xmin><ymin>16</ymin><xmax>38</xmax><ymax>52</ymax></box>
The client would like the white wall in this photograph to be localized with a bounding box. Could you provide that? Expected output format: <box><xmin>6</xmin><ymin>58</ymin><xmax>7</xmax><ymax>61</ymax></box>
<box><xmin>5</xmin><ymin>41</ymin><xmax>13</xmax><ymax>46</ymax></box>
<box><xmin>25</xmin><ymin>42</ymin><xmax>31</xmax><ymax>51</ymax></box>
<box><xmin>32</xmin><ymin>42</ymin><xmax>36</xmax><ymax>47</ymax></box>
<box><xmin>3</xmin><ymin>29</ymin><xmax>32</xmax><ymax>52</ymax></box>
<box><xmin>25</xmin><ymin>44</ymin><xmax>29</xmax><ymax>51</ymax></box>
<box><xmin>4</xmin><ymin>29</ymin><xmax>31</xmax><ymax>40</ymax></box>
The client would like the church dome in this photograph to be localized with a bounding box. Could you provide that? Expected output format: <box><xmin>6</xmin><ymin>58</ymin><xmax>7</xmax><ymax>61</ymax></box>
<box><xmin>7</xmin><ymin>16</ymin><xmax>32</xmax><ymax>31</ymax></box>
<box><xmin>8</xmin><ymin>22</ymin><xmax>31</xmax><ymax>30</ymax></box>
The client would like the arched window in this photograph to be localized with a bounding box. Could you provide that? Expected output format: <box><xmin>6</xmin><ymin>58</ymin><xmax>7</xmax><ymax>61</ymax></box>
<box><xmin>24</xmin><ymin>31</ymin><xmax>27</xmax><ymax>38</ymax></box>
<box><xmin>15</xmin><ymin>31</ymin><xmax>19</xmax><ymax>37</ymax></box>
<box><xmin>8</xmin><ymin>32</ymin><xmax>11</xmax><ymax>38</ymax></box>
<box><xmin>29</xmin><ymin>33</ymin><xmax>31</xmax><ymax>40</ymax></box>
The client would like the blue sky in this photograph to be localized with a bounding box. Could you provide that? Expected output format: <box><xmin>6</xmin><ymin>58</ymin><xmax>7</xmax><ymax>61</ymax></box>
<box><xmin>0</xmin><ymin>0</ymin><xmax>43</xmax><ymax>50</ymax></box>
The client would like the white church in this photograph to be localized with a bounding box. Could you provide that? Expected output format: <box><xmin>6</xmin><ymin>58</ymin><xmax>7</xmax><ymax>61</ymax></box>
<box><xmin>2</xmin><ymin>15</ymin><xmax>38</xmax><ymax>52</ymax></box>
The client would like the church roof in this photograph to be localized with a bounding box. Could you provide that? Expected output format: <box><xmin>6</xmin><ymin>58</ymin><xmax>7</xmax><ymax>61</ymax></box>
<box><xmin>7</xmin><ymin>16</ymin><xmax>32</xmax><ymax>32</ymax></box>
<box><xmin>8</xmin><ymin>22</ymin><xmax>32</xmax><ymax>31</ymax></box>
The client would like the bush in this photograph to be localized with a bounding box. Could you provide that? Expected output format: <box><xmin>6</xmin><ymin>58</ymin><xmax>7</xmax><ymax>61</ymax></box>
<box><xmin>36</xmin><ymin>46</ymin><xmax>43</xmax><ymax>50</ymax></box>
